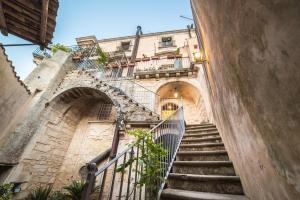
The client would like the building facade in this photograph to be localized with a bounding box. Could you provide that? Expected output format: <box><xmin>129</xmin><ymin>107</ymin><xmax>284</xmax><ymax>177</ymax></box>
<box><xmin>0</xmin><ymin>27</ymin><xmax>213</xmax><ymax>198</ymax></box>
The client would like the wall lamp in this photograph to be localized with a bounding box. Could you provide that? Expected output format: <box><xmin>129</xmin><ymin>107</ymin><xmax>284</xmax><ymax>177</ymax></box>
<box><xmin>193</xmin><ymin>49</ymin><xmax>208</xmax><ymax>63</ymax></box>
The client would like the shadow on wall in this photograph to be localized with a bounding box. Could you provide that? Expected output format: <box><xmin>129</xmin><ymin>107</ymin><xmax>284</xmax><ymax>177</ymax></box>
<box><xmin>191</xmin><ymin>0</ymin><xmax>300</xmax><ymax>199</ymax></box>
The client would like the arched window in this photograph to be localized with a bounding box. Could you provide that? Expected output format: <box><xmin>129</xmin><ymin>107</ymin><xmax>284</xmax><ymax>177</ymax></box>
<box><xmin>161</xmin><ymin>102</ymin><xmax>178</xmax><ymax>119</ymax></box>
<box><xmin>162</xmin><ymin>102</ymin><xmax>178</xmax><ymax>111</ymax></box>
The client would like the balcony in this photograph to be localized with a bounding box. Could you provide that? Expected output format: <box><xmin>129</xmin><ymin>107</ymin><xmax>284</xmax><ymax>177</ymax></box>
<box><xmin>134</xmin><ymin>56</ymin><xmax>198</xmax><ymax>79</ymax></box>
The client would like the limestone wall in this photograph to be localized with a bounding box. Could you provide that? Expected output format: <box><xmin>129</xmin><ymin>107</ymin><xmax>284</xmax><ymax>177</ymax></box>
<box><xmin>0</xmin><ymin>46</ymin><xmax>31</xmax><ymax>163</ymax></box>
<box><xmin>192</xmin><ymin>1</ymin><xmax>300</xmax><ymax>199</ymax></box>
<box><xmin>0</xmin><ymin>51</ymin><xmax>74</xmax><ymax>164</ymax></box>
<box><xmin>134</xmin><ymin>77</ymin><xmax>209</xmax><ymax>124</ymax></box>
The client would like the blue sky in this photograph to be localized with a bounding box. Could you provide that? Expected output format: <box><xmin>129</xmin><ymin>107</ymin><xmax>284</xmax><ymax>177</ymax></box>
<box><xmin>0</xmin><ymin>0</ymin><xmax>192</xmax><ymax>79</ymax></box>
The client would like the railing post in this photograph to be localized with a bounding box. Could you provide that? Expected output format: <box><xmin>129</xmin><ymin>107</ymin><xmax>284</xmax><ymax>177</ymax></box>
<box><xmin>81</xmin><ymin>163</ymin><xmax>97</xmax><ymax>200</ymax></box>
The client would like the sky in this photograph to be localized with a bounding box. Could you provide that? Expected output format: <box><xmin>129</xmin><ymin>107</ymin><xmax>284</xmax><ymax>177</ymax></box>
<box><xmin>0</xmin><ymin>0</ymin><xmax>193</xmax><ymax>79</ymax></box>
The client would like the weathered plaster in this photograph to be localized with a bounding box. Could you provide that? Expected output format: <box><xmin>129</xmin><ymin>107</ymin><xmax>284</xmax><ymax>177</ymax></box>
<box><xmin>191</xmin><ymin>0</ymin><xmax>300</xmax><ymax>199</ymax></box>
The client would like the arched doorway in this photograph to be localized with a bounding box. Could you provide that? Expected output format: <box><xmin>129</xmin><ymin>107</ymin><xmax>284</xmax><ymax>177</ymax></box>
<box><xmin>156</xmin><ymin>81</ymin><xmax>208</xmax><ymax>124</ymax></box>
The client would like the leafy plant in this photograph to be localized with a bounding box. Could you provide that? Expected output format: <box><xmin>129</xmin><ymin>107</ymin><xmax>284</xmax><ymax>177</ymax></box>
<box><xmin>95</xmin><ymin>47</ymin><xmax>109</xmax><ymax>65</ymax></box>
<box><xmin>0</xmin><ymin>183</ymin><xmax>13</xmax><ymax>200</ymax></box>
<box><xmin>117</xmin><ymin>129</ymin><xmax>167</xmax><ymax>198</ymax></box>
<box><xmin>48</xmin><ymin>191</ymin><xmax>69</xmax><ymax>200</ymax></box>
<box><xmin>51</xmin><ymin>44</ymin><xmax>72</xmax><ymax>54</ymax></box>
<box><xmin>175</xmin><ymin>47</ymin><xmax>180</xmax><ymax>55</ymax></box>
<box><xmin>63</xmin><ymin>181</ymin><xmax>85</xmax><ymax>200</ymax></box>
<box><xmin>25</xmin><ymin>185</ymin><xmax>52</xmax><ymax>200</ymax></box>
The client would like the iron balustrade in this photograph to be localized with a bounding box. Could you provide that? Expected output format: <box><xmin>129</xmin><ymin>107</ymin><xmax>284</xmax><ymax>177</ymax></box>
<box><xmin>32</xmin><ymin>44</ymin><xmax>98</xmax><ymax>60</ymax></box>
<box><xmin>134</xmin><ymin>57</ymin><xmax>191</xmax><ymax>73</ymax></box>
<box><xmin>81</xmin><ymin>107</ymin><xmax>185</xmax><ymax>200</ymax></box>
<box><xmin>32</xmin><ymin>45</ymin><xmax>161</xmax><ymax>114</ymax></box>
<box><xmin>71</xmin><ymin>58</ymin><xmax>160</xmax><ymax>114</ymax></box>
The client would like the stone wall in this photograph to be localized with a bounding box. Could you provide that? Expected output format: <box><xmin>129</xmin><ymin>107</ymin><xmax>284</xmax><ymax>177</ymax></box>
<box><xmin>0</xmin><ymin>51</ymin><xmax>74</xmax><ymax>164</ymax></box>
<box><xmin>191</xmin><ymin>1</ymin><xmax>300</xmax><ymax>199</ymax></box>
<box><xmin>0</xmin><ymin>46</ymin><xmax>30</xmax><ymax>164</ymax></box>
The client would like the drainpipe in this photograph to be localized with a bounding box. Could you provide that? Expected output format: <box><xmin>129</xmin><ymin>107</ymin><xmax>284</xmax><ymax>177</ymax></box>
<box><xmin>130</xmin><ymin>26</ymin><xmax>142</xmax><ymax>63</ymax></box>
<box><xmin>110</xmin><ymin>114</ymin><xmax>125</xmax><ymax>158</ymax></box>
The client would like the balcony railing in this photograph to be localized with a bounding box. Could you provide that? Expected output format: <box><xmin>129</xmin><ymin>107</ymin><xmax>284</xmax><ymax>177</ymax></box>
<box><xmin>134</xmin><ymin>57</ymin><xmax>191</xmax><ymax>73</ymax></box>
<box><xmin>80</xmin><ymin>107</ymin><xmax>185</xmax><ymax>200</ymax></box>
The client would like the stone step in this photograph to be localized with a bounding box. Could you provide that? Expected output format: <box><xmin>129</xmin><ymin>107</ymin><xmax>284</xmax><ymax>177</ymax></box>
<box><xmin>173</xmin><ymin>161</ymin><xmax>235</xmax><ymax>175</ymax></box>
<box><xmin>186</xmin><ymin>128</ymin><xmax>218</xmax><ymax>134</ymax></box>
<box><xmin>168</xmin><ymin>174</ymin><xmax>244</xmax><ymax>195</ymax></box>
<box><xmin>181</xmin><ymin>136</ymin><xmax>222</xmax><ymax>144</ymax></box>
<box><xmin>161</xmin><ymin>189</ymin><xmax>249</xmax><ymax>200</ymax></box>
<box><xmin>186</xmin><ymin>124</ymin><xmax>216</xmax><ymax>129</ymax></box>
<box><xmin>177</xmin><ymin>150</ymin><xmax>229</xmax><ymax>161</ymax></box>
<box><xmin>183</xmin><ymin>132</ymin><xmax>219</xmax><ymax>139</ymax></box>
<box><xmin>179</xmin><ymin>143</ymin><xmax>225</xmax><ymax>151</ymax></box>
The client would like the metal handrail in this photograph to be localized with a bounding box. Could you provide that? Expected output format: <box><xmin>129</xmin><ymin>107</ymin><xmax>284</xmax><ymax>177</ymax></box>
<box><xmin>32</xmin><ymin>45</ymin><xmax>160</xmax><ymax>114</ymax></box>
<box><xmin>81</xmin><ymin>107</ymin><xmax>185</xmax><ymax>200</ymax></box>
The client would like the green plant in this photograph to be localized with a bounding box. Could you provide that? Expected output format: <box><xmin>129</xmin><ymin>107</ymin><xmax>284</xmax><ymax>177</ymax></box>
<box><xmin>63</xmin><ymin>181</ymin><xmax>85</xmax><ymax>200</ymax></box>
<box><xmin>95</xmin><ymin>47</ymin><xmax>109</xmax><ymax>65</ymax></box>
<box><xmin>175</xmin><ymin>47</ymin><xmax>180</xmax><ymax>55</ymax></box>
<box><xmin>51</xmin><ymin>44</ymin><xmax>72</xmax><ymax>54</ymax></box>
<box><xmin>117</xmin><ymin>129</ymin><xmax>167</xmax><ymax>198</ymax></box>
<box><xmin>0</xmin><ymin>183</ymin><xmax>13</xmax><ymax>200</ymax></box>
<box><xmin>26</xmin><ymin>185</ymin><xmax>52</xmax><ymax>200</ymax></box>
<box><xmin>48</xmin><ymin>191</ymin><xmax>69</xmax><ymax>200</ymax></box>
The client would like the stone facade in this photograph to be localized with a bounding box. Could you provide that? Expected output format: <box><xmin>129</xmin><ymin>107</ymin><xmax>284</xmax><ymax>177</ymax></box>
<box><xmin>1</xmin><ymin>28</ymin><xmax>211</xmax><ymax>198</ymax></box>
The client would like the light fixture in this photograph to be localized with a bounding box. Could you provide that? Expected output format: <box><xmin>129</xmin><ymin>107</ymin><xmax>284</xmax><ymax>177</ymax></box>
<box><xmin>193</xmin><ymin>49</ymin><xmax>207</xmax><ymax>63</ymax></box>
<box><xmin>174</xmin><ymin>87</ymin><xmax>178</xmax><ymax>98</ymax></box>
<box><xmin>174</xmin><ymin>92</ymin><xmax>178</xmax><ymax>98</ymax></box>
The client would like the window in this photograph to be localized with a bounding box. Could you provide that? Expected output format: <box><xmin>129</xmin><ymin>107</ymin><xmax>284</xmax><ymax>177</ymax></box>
<box><xmin>161</xmin><ymin>102</ymin><xmax>179</xmax><ymax>120</ymax></box>
<box><xmin>160</xmin><ymin>36</ymin><xmax>174</xmax><ymax>48</ymax></box>
<box><xmin>121</xmin><ymin>41</ymin><xmax>131</xmax><ymax>51</ymax></box>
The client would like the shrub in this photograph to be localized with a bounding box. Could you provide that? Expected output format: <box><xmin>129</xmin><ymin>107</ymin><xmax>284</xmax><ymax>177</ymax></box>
<box><xmin>63</xmin><ymin>181</ymin><xmax>85</xmax><ymax>200</ymax></box>
<box><xmin>51</xmin><ymin>44</ymin><xmax>72</xmax><ymax>54</ymax></box>
<box><xmin>0</xmin><ymin>183</ymin><xmax>13</xmax><ymax>200</ymax></box>
<box><xmin>95</xmin><ymin>47</ymin><xmax>109</xmax><ymax>65</ymax></box>
<box><xmin>25</xmin><ymin>185</ymin><xmax>52</xmax><ymax>200</ymax></box>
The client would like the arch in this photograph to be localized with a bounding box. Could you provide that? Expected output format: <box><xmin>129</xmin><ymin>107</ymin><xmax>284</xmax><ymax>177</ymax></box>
<box><xmin>48</xmin><ymin>86</ymin><xmax>122</xmax><ymax>120</ymax></box>
<box><xmin>156</xmin><ymin>80</ymin><xmax>208</xmax><ymax>124</ymax></box>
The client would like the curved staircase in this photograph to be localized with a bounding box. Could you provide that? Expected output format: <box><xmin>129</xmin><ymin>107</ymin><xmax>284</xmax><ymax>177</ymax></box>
<box><xmin>161</xmin><ymin>123</ymin><xmax>248</xmax><ymax>200</ymax></box>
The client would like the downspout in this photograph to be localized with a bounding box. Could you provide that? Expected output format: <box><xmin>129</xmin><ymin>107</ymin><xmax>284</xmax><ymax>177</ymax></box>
<box><xmin>130</xmin><ymin>26</ymin><xmax>142</xmax><ymax>62</ymax></box>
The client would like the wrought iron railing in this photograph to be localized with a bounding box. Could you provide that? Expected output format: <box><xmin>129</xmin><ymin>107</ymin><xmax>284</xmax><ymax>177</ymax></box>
<box><xmin>81</xmin><ymin>107</ymin><xmax>185</xmax><ymax>200</ymax></box>
<box><xmin>134</xmin><ymin>57</ymin><xmax>191</xmax><ymax>73</ymax></box>
<box><xmin>72</xmin><ymin>59</ymin><xmax>159</xmax><ymax>114</ymax></box>
<box><xmin>32</xmin><ymin>46</ymin><xmax>159</xmax><ymax>114</ymax></box>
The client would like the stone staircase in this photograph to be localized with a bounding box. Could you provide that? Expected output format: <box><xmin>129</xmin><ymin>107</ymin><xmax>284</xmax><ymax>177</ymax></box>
<box><xmin>161</xmin><ymin>123</ymin><xmax>248</xmax><ymax>200</ymax></box>
<box><xmin>51</xmin><ymin>70</ymin><xmax>160</xmax><ymax>122</ymax></box>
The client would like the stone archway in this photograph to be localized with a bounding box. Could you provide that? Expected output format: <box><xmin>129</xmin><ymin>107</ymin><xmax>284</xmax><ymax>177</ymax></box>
<box><xmin>156</xmin><ymin>81</ymin><xmax>208</xmax><ymax>124</ymax></box>
<box><xmin>7</xmin><ymin>87</ymin><xmax>120</xmax><ymax>197</ymax></box>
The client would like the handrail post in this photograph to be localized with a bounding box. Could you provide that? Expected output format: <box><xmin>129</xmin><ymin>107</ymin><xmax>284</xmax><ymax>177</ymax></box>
<box><xmin>81</xmin><ymin>163</ymin><xmax>97</xmax><ymax>200</ymax></box>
